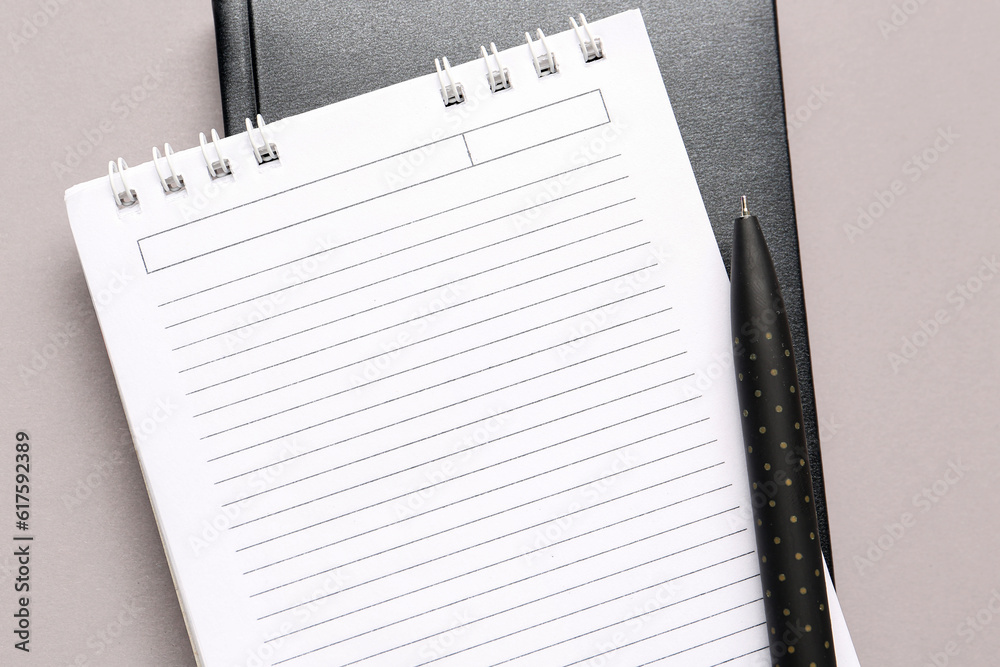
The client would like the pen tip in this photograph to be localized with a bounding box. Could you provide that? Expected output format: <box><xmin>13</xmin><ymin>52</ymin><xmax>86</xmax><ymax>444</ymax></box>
<box><xmin>740</xmin><ymin>195</ymin><xmax>749</xmax><ymax>217</ymax></box>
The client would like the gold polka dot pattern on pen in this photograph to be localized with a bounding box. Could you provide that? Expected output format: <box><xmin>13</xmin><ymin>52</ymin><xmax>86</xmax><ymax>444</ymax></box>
<box><xmin>733</xmin><ymin>276</ymin><xmax>834</xmax><ymax>664</ymax></box>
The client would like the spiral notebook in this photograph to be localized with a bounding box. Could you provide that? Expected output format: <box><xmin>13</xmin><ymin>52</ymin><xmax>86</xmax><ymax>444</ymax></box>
<box><xmin>65</xmin><ymin>11</ymin><xmax>856</xmax><ymax>667</ymax></box>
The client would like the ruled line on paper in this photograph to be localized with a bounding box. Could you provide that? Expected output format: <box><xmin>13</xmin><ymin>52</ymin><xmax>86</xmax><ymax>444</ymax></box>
<box><xmin>188</xmin><ymin>246</ymin><xmax>653</xmax><ymax>395</ymax></box>
<box><xmin>704</xmin><ymin>644</ymin><xmax>772</xmax><ymax>667</ymax></box>
<box><xmin>263</xmin><ymin>515</ymin><xmax>742</xmax><ymax>639</ymax></box>
<box><xmin>492</xmin><ymin>600</ymin><xmax>763</xmax><ymax>667</ymax></box>
<box><xmin>212</xmin><ymin>378</ymin><xmax>692</xmax><ymax>495</ymax></box>
<box><xmin>201</xmin><ymin>316</ymin><xmax>672</xmax><ymax>444</ymax></box>
<box><xmin>193</xmin><ymin>269</ymin><xmax>665</xmax><ymax>418</ymax></box>
<box><xmin>574</xmin><ymin>619</ymin><xmax>767</xmax><ymax>667</ymax></box>
<box><xmin>244</xmin><ymin>452</ymin><xmax>718</xmax><ymax>581</ymax></box>
<box><xmin>230</xmin><ymin>426</ymin><xmax>709</xmax><ymax>545</ymax></box>
<box><xmin>248</xmin><ymin>483</ymin><xmax>732</xmax><ymax>602</ymax></box>
<box><xmin>234</xmin><ymin>404</ymin><xmax>711</xmax><ymax>555</ymax></box>
<box><xmin>223</xmin><ymin>409</ymin><xmax>706</xmax><ymax>512</ymax></box>
<box><xmin>201</xmin><ymin>330</ymin><xmax>679</xmax><ymax>454</ymax></box>
<box><xmin>183</xmin><ymin>247</ymin><xmax>649</xmax><ymax>392</ymax></box>
<box><xmin>274</xmin><ymin>552</ymin><xmax>757</xmax><ymax>665</ymax></box>
<box><xmin>156</xmin><ymin>154</ymin><xmax>624</xmax><ymax>308</ymax></box>
<box><xmin>172</xmin><ymin>220</ymin><xmax>643</xmax><ymax>357</ymax></box>
<box><xmin>213</xmin><ymin>366</ymin><xmax>690</xmax><ymax>492</ymax></box>
<box><xmin>206</xmin><ymin>297</ymin><xmax>673</xmax><ymax>467</ymax></box>
<box><xmin>428</xmin><ymin>573</ymin><xmax>759</xmax><ymax>667</ymax></box>
<box><xmin>224</xmin><ymin>411</ymin><xmax>702</xmax><ymax>522</ymax></box>
<box><xmin>201</xmin><ymin>329</ymin><xmax>673</xmax><ymax>440</ymax></box>
<box><xmin>164</xmin><ymin>183</ymin><xmax>632</xmax><ymax>331</ymax></box>
<box><xmin>273</xmin><ymin>548</ymin><xmax>760</xmax><ymax>667</ymax></box>
<box><xmin>257</xmin><ymin>486</ymin><xmax>732</xmax><ymax>620</ymax></box>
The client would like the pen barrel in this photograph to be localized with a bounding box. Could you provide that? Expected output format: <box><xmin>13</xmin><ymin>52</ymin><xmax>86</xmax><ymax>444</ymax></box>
<box><xmin>731</xmin><ymin>214</ymin><xmax>836</xmax><ymax>666</ymax></box>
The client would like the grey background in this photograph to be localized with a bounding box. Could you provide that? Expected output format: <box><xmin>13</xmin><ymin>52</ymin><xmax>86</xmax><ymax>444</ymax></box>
<box><xmin>0</xmin><ymin>1</ymin><xmax>997</xmax><ymax>666</ymax></box>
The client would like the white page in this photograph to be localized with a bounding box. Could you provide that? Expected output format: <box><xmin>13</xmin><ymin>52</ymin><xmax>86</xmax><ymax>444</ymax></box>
<box><xmin>66</xmin><ymin>10</ymin><xmax>857</xmax><ymax>667</ymax></box>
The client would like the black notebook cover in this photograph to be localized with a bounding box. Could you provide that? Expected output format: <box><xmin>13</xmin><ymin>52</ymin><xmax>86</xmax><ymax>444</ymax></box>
<box><xmin>211</xmin><ymin>0</ymin><xmax>834</xmax><ymax>578</ymax></box>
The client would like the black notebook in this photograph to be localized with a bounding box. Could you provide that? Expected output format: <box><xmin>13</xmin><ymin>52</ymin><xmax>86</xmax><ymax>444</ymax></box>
<box><xmin>211</xmin><ymin>0</ymin><xmax>835</xmax><ymax>576</ymax></box>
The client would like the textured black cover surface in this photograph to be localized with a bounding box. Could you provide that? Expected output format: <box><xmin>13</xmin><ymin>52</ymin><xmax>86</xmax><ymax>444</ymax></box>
<box><xmin>211</xmin><ymin>0</ymin><xmax>834</xmax><ymax>578</ymax></box>
<box><xmin>212</xmin><ymin>0</ymin><xmax>257</xmax><ymax>132</ymax></box>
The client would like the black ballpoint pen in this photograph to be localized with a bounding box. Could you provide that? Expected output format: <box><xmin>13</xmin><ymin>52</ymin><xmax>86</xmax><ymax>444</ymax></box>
<box><xmin>731</xmin><ymin>197</ymin><xmax>836</xmax><ymax>666</ymax></box>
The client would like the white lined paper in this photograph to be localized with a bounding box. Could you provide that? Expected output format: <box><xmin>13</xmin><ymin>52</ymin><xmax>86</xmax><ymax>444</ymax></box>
<box><xmin>66</xmin><ymin>10</ymin><xmax>857</xmax><ymax>667</ymax></box>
